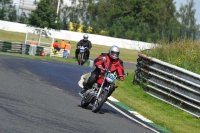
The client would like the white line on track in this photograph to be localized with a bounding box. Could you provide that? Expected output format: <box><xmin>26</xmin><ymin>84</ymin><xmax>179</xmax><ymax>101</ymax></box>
<box><xmin>78</xmin><ymin>75</ymin><xmax>160</xmax><ymax>133</ymax></box>
<box><xmin>106</xmin><ymin>102</ymin><xmax>160</xmax><ymax>133</ymax></box>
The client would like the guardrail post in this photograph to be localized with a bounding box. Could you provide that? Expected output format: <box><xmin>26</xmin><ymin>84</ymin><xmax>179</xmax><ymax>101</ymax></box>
<box><xmin>134</xmin><ymin>53</ymin><xmax>200</xmax><ymax>118</ymax></box>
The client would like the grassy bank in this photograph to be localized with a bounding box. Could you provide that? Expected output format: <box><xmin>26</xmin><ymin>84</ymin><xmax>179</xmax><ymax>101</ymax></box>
<box><xmin>143</xmin><ymin>39</ymin><xmax>200</xmax><ymax>74</ymax></box>
<box><xmin>0</xmin><ymin>29</ymin><xmax>138</xmax><ymax>63</ymax></box>
<box><xmin>113</xmin><ymin>71</ymin><xmax>199</xmax><ymax>133</ymax></box>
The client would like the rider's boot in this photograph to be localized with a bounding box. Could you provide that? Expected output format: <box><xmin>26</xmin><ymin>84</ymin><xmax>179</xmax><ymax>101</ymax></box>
<box><xmin>85</xmin><ymin>54</ymin><xmax>89</xmax><ymax>61</ymax></box>
<box><xmin>83</xmin><ymin>54</ymin><xmax>87</xmax><ymax>62</ymax></box>
<box><xmin>79</xmin><ymin>87</ymin><xmax>88</xmax><ymax>94</ymax></box>
<box><xmin>107</xmin><ymin>85</ymin><xmax>115</xmax><ymax>100</ymax></box>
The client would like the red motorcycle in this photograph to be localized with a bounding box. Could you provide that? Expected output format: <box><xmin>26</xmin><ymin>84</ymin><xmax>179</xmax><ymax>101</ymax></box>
<box><xmin>79</xmin><ymin>57</ymin><xmax>128</xmax><ymax>113</ymax></box>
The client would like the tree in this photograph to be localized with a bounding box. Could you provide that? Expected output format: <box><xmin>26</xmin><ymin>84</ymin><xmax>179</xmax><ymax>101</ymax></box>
<box><xmin>27</xmin><ymin>0</ymin><xmax>61</xmax><ymax>30</ymax></box>
<box><xmin>19</xmin><ymin>12</ymin><xmax>28</xmax><ymax>23</ymax></box>
<box><xmin>60</xmin><ymin>0</ymin><xmax>95</xmax><ymax>32</ymax></box>
<box><xmin>0</xmin><ymin>0</ymin><xmax>12</xmax><ymax>20</ymax></box>
<box><xmin>0</xmin><ymin>0</ymin><xmax>11</xmax><ymax>4</ymax></box>
<box><xmin>0</xmin><ymin>7</ymin><xmax>6</xmax><ymax>20</ymax></box>
<box><xmin>85</xmin><ymin>0</ymin><xmax>178</xmax><ymax>40</ymax></box>
<box><xmin>176</xmin><ymin>0</ymin><xmax>200</xmax><ymax>31</ymax></box>
<box><xmin>7</xmin><ymin>4</ymin><xmax>17</xmax><ymax>22</ymax></box>
<box><xmin>61</xmin><ymin>9</ymin><xmax>69</xmax><ymax>30</ymax></box>
<box><xmin>33</xmin><ymin>0</ymin><xmax>64</xmax><ymax>13</ymax></box>
<box><xmin>51</xmin><ymin>0</ymin><xmax>64</xmax><ymax>12</ymax></box>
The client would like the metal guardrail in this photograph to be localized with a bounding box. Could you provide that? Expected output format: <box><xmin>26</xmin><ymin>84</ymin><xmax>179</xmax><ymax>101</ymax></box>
<box><xmin>0</xmin><ymin>40</ymin><xmax>65</xmax><ymax>57</ymax></box>
<box><xmin>12</xmin><ymin>42</ymin><xmax>22</xmax><ymax>53</ymax></box>
<box><xmin>0</xmin><ymin>40</ymin><xmax>3</xmax><ymax>51</ymax></box>
<box><xmin>134</xmin><ymin>53</ymin><xmax>200</xmax><ymax>118</ymax></box>
<box><xmin>0</xmin><ymin>40</ymin><xmax>21</xmax><ymax>53</ymax></box>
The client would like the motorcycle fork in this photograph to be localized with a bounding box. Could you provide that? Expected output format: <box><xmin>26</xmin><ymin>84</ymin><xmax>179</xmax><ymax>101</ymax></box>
<box><xmin>96</xmin><ymin>76</ymin><xmax>107</xmax><ymax>98</ymax></box>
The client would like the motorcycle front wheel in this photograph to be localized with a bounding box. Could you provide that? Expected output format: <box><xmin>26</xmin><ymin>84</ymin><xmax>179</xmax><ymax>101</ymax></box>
<box><xmin>78</xmin><ymin>53</ymin><xmax>82</xmax><ymax>65</ymax></box>
<box><xmin>78</xmin><ymin>53</ymin><xmax>85</xmax><ymax>65</ymax></box>
<box><xmin>92</xmin><ymin>91</ymin><xmax>108</xmax><ymax>113</ymax></box>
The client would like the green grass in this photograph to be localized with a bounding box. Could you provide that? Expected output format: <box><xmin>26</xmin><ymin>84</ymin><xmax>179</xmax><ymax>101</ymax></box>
<box><xmin>0</xmin><ymin>30</ymin><xmax>199</xmax><ymax>133</ymax></box>
<box><xmin>0</xmin><ymin>29</ymin><xmax>138</xmax><ymax>63</ymax></box>
<box><xmin>0</xmin><ymin>52</ymin><xmax>78</xmax><ymax>65</ymax></box>
<box><xmin>113</xmin><ymin>71</ymin><xmax>199</xmax><ymax>133</ymax></box>
<box><xmin>143</xmin><ymin>39</ymin><xmax>200</xmax><ymax>74</ymax></box>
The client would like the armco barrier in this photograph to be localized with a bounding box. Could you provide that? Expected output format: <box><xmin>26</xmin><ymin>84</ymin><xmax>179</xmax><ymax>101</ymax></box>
<box><xmin>0</xmin><ymin>41</ymin><xmax>22</xmax><ymax>53</ymax></box>
<box><xmin>0</xmin><ymin>40</ymin><xmax>3</xmax><ymax>51</ymax></box>
<box><xmin>43</xmin><ymin>47</ymin><xmax>51</xmax><ymax>55</ymax></box>
<box><xmin>134</xmin><ymin>53</ymin><xmax>200</xmax><ymax>118</ymax></box>
<box><xmin>0</xmin><ymin>41</ymin><xmax>68</xmax><ymax>58</ymax></box>
<box><xmin>2</xmin><ymin>41</ymin><xmax>12</xmax><ymax>52</ymax></box>
<box><xmin>11</xmin><ymin>42</ymin><xmax>22</xmax><ymax>53</ymax></box>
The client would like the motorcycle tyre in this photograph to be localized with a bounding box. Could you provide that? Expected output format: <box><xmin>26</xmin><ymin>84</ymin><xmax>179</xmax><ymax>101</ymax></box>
<box><xmin>78</xmin><ymin>53</ymin><xmax>85</xmax><ymax>66</ymax></box>
<box><xmin>92</xmin><ymin>91</ymin><xmax>108</xmax><ymax>113</ymax></box>
<box><xmin>80</xmin><ymin>99</ymin><xmax>90</xmax><ymax>108</ymax></box>
<box><xmin>78</xmin><ymin>54</ymin><xmax>82</xmax><ymax>65</ymax></box>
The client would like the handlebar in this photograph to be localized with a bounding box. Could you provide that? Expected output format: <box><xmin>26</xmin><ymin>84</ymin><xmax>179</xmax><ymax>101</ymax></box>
<box><xmin>77</xmin><ymin>46</ymin><xmax>89</xmax><ymax>49</ymax></box>
<box><xmin>100</xmin><ymin>68</ymin><xmax>128</xmax><ymax>78</ymax></box>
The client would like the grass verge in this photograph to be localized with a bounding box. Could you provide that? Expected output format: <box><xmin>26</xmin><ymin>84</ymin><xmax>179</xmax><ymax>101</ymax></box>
<box><xmin>0</xmin><ymin>29</ymin><xmax>138</xmax><ymax>63</ymax></box>
<box><xmin>143</xmin><ymin>39</ymin><xmax>200</xmax><ymax>74</ymax></box>
<box><xmin>114</xmin><ymin>71</ymin><xmax>199</xmax><ymax>133</ymax></box>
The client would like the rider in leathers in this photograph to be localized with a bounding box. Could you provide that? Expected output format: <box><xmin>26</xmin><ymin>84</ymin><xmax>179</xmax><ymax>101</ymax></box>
<box><xmin>75</xmin><ymin>34</ymin><xmax>92</xmax><ymax>60</ymax></box>
<box><xmin>80</xmin><ymin>45</ymin><xmax>124</xmax><ymax>97</ymax></box>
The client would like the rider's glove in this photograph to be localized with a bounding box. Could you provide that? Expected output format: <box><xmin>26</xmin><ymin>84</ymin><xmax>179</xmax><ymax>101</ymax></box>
<box><xmin>119</xmin><ymin>77</ymin><xmax>124</xmax><ymax>81</ymax></box>
<box><xmin>98</xmin><ymin>65</ymin><xmax>103</xmax><ymax>69</ymax></box>
<box><xmin>100</xmin><ymin>69</ymin><xmax>105</xmax><ymax>74</ymax></box>
<box><xmin>98</xmin><ymin>65</ymin><xmax>105</xmax><ymax>74</ymax></box>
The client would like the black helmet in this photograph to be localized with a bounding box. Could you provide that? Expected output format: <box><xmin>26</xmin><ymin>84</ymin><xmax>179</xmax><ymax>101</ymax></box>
<box><xmin>109</xmin><ymin>45</ymin><xmax>120</xmax><ymax>60</ymax></box>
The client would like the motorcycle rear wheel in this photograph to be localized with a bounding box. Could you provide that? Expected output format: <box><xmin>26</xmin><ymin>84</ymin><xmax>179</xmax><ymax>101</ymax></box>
<box><xmin>92</xmin><ymin>91</ymin><xmax>108</xmax><ymax>113</ymax></box>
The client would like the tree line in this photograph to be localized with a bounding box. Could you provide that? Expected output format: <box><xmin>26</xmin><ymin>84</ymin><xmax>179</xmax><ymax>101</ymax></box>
<box><xmin>0</xmin><ymin>0</ymin><xmax>200</xmax><ymax>43</ymax></box>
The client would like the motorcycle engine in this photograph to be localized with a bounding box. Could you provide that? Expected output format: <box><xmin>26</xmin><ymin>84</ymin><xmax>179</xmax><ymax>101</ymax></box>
<box><xmin>83</xmin><ymin>89</ymin><xmax>97</xmax><ymax>102</ymax></box>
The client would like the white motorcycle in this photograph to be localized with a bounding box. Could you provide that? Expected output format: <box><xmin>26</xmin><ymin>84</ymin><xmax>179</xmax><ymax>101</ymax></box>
<box><xmin>77</xmin><ymin>46</ymin><xmax>88</xmax><ymax>65</ymax></box>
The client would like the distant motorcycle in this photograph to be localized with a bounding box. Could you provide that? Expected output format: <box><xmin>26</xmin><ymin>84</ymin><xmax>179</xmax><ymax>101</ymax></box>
<box><xmin>77</xmin><ymin>46</ymin><xmax>88</xmax><ymax>66</ymax></box>
<box><xmin>79</xmin><ymin>57</ymin><xmax>128</xmax><ymax>113</ymax></box>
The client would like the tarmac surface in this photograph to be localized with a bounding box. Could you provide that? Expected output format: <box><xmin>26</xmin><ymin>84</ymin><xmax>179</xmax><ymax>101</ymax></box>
<box><xmin>68</xmin><ymin>55</ymin><xmax>137</xmax><ymax>70</ymax></box>
<box><xmin>0</xmin><ymin>54</ymin><xmax>157</xmax><ymax>133</ymax></box>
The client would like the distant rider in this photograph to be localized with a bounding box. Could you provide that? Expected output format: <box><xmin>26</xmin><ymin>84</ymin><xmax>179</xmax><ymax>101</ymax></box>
<box><xmin>75</xmin><ymin>34</ymin><xmax>92</xmax><ymax>61</ymax></box>
<box><xmin>80</xmin><ymin>45</ymin><xmax>125</xmax><ymax>97</ymax></box>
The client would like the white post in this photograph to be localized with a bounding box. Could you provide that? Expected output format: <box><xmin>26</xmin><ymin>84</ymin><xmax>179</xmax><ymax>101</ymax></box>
<box><xmin>50</xmin><ymin>0</ymin><xmax>60</xmax><ymax>57</ymax></box>
<box><xmin>38</xmin><ymin>28</ymin><xmax>42</xmax><ymax>46</ymax></box>
<box><xmin>25</xmin><ymin>27</ymin><xmax>28</xmax><ymax>44</ymax></box>
<box><xmin>50</xmin><ymin>30</ymin><xmax>55</xmax><ymax>57</ymax></box>
<box><xmin>55</xmin><ymin>0</ymin><xmax>60</xmax><ymax>23</ymax></box>
<box><xmin>56</xmin><ymin>0</ymin><xmax>60</xmax><ymax>15</ymax></box>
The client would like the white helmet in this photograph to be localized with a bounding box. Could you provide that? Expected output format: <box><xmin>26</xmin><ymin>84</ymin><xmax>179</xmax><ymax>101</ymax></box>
<box><xmin>109</xmin><ymin>45</ymin><xmax>120</xmax><ymax>60</ymax></box>
<box><xmin>83</xmin><ymin>34</ymin><xmax>89</xmax><ymax>41</ymax></box>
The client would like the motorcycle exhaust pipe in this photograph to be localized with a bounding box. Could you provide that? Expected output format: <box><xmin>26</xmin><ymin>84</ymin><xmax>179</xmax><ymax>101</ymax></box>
<box><xmin>78</xmin><ymin>92</ymin><xmax>84</xmax><ymax>98</ymax></box>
